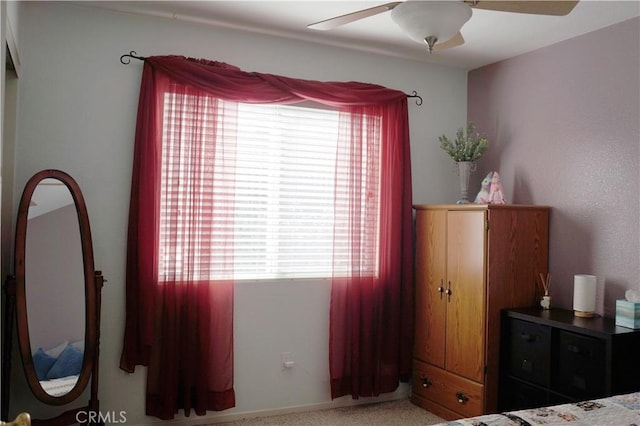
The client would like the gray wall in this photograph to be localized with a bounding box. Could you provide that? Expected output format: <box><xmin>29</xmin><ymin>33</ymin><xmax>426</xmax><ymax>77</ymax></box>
<box><xmin>8</xmin><ymin>2</ymin><xmax>467</xmax><ymax>424</ymax></box>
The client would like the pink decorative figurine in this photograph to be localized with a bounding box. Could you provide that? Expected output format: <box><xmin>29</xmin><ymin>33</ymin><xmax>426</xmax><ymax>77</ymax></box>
<box><xmin>474</xmin><ymin>171</ymin><xmax>506</xmax><ymax>204</ymax></box>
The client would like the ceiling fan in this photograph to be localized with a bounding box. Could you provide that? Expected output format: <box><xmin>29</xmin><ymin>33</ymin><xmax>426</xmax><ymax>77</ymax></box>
<box><xmin>308</xmin><ymin>0</ymin><xmax>579</xmax><ymax>53</ymax></box>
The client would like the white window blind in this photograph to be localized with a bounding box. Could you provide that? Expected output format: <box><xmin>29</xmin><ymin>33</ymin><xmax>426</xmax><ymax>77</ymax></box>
<box><xmin>159</xmin><ymin>94</ymin><xmax>380</xmax><ymax>281</ymax></box>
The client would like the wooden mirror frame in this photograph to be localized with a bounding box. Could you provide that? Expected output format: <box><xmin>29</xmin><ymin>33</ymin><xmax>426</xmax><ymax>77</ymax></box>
<box><xmin>1</xmin><ymin>170</ymin><xmax>104</xmax><ymax>425</ymax></box>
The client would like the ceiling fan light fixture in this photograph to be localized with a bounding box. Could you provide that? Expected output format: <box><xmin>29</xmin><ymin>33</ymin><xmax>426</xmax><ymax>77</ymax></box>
<box><xmin>391</xmin><ymin>1</ymin><xmax>472</xmax><ymax>51</ymax></box>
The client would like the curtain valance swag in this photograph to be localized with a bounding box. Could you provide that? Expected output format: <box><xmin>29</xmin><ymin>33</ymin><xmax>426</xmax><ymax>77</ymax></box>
<box><xmin>143</xmin><ymin>55</ymin><xmax>409</xmax><ymax>106</ymax></box>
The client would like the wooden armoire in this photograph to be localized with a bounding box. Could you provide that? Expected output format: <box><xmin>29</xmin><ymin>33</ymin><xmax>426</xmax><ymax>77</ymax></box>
<box><xmin>411</xmin><ymin>204</ymin><xmax>550</xmax><ymax>420</ymax></box>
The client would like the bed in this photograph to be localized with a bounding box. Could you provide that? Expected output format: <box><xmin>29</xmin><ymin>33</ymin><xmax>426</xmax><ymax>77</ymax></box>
<box><xmin>39</xmin><ymin>375</ymin><xmax>80</xmax><ymax>397</ymax></box>
<box><xmin>434</xmin><ymin>392</ymin><xmax>640</xmax><ymax>426</ymax></box>
<box><xmin>32</xmin><ymin>340</ymin><xmax>84</xmax><ymax>396</ymax></box>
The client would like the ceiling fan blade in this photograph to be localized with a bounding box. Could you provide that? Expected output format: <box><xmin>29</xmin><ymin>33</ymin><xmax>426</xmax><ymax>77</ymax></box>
<box><xmin>468</xmin><ymin>1</ymin><xmax>579</xmax><ymax>16</ymax></box>
<box><xmin>433</xmin><ymin>32</ymin><xmax>465</xmax><ymax>52</ymax></box>
<box><xmin>308</xmin><ymin>2</ymin><xmax>402</xmax><ymax>31</ymax></box>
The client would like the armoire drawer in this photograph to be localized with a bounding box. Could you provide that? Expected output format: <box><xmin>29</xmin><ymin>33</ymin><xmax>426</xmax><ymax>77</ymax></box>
<box><xmin>553</xmin><ymin>330</ymin><xmax>605</xmax><ymax>398</ymax></box>
<box><xmin>413</xmin><ymin>359</ymin><xmax>484</xmax><ymax>418</ymax></box>
<box><xmin>508</xmin><ymin>319</ymin><xmax>550</xmax><ymax>386</ymax></box>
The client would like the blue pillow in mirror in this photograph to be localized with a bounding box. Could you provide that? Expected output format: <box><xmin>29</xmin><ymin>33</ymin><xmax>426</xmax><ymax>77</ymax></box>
<box><xmin>33</xmin><ymin>348</ymin><xmax>57</xmax><ymax>380</ymax></box>
<box><xmin>45</xmin><ymin>344</ymin><xmax>83</xmax><ymax>380</ymax></box>
<box><xmin>44</xmin><ymin>340</ymin><xmax>69</xmax><ymax>359</ymax></box>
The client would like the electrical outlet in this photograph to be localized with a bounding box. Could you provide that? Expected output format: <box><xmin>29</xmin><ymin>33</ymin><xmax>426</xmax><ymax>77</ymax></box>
<box><xmin>281</xmin><ymin>352</ymin><xmax>295</xmax><ymax>369</ymax></box>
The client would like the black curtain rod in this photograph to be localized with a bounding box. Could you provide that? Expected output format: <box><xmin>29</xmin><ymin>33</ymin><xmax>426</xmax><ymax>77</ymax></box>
<box><xmin>119</xmin><ymin>51</ymin><xmax>422</xmax><ymax>106</ymax></box>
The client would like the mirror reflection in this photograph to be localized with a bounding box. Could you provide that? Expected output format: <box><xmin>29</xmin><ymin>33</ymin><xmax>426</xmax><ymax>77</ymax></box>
<box><xmin>25</xmin><ymin>178</ymin><xmax>85</xmax><ymax>396</ymax></box>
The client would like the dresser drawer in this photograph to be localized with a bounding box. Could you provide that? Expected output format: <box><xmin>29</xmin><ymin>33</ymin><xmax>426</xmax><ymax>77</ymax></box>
<box><xmin>502</xmin><ymin>378</ymin><xmax>549</xmax><ymax>411</ymax></box>
<box><xmin>554</xmin><ymin>330</ymin><xmax>605</xmax><ymax>398</ymax></box>
<box><xmin>501</xmin><ymin>308</ymin><xmax>640</xmax><ymax>412</ymax></box>
<box><xmin>508</xmin><ymin>319</ymin><xmax>550</xmax><ymax>386</ymax></box>
<box><xmin>413</xmin><ymin>360</ymin><xmax>484</xmax><ymax>418</ymax></box>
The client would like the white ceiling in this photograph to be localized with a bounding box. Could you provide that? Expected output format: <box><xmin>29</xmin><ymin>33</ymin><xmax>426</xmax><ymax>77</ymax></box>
<box><xmin>87</xmin><ymin>1</ymin><xmax>639</xmax><ymax>69</ymax></box>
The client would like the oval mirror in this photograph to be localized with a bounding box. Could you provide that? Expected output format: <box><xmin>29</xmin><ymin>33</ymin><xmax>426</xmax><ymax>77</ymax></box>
<box><xmin>14</xmin><ymin>170</ymin><xmax>97</xmax><ymax>406</ymax></box>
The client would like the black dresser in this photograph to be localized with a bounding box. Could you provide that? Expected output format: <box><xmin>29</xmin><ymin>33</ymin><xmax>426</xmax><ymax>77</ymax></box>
<box><xmin>499</xmin><ymin>307</ymin><xmax>640</xmax><ymax>411</ymax></box>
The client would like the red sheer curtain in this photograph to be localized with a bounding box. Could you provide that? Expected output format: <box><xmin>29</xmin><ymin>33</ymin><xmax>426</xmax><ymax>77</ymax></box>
<box><xmin>329</xmin><ymin>102</ymin><xmax>414</xmax><ymax>399</ymax></box>
<box><xmin>120</xmin><ymin>65</ymin><xmax>237</xmax><ymax>420</ymax></box>
<box><xmin>120</xmin><ymin>56</ymin><xmax>413</xmax><ymax>417</ymax></box>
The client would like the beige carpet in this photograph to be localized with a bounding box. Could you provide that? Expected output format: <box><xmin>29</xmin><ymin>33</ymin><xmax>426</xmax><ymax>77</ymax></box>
<box><xmin>215</xmin><ymin>399</ymin><xmax>446</xmax><ymax>425</ymax></box>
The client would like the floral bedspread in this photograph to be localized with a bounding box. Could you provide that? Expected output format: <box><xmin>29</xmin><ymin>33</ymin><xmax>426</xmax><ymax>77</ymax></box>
<box><xmin>437</xmin><ymin>392</ymin><xmax>640</xmax><ymax>426</ymax></box>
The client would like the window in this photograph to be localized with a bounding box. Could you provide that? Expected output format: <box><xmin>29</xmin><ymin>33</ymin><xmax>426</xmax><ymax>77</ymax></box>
<box><xmin>159</xmin><ymin>93</ymin><xmax>381</xmax><ymax>281</ymax></box>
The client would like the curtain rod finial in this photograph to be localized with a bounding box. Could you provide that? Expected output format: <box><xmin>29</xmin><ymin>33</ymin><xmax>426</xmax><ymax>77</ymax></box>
<box><xmin>120</xmin><ymin>51</ymin><xmax>146</xmax><ymax>65</ymax></box>
<box><xmin>407</xmin><ymin>90</ymin><xmax>422</xmax><ymax>106</ymax></box>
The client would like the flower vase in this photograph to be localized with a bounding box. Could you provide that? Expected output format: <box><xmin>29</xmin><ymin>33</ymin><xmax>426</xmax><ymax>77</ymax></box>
<box><xmin>540</xmin><ymin>295</ymin><xmax>551</xmax><ymax>309</ymax></box>
<box><xmin>456</xmin><ymin>161</ymin><xmax>476</xmax><ymax>204</ymax></box>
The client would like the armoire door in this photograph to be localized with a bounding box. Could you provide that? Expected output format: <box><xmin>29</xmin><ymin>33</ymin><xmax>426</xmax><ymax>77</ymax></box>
<box><xmin>414</xmin><ymin>209</ymin><xmax>447</xmax><ymax>367</ymax></box>
<box><xmin>445</xmin><ymin>210</ymin><xmax>486</xmax><ymax>383</ymax></box>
